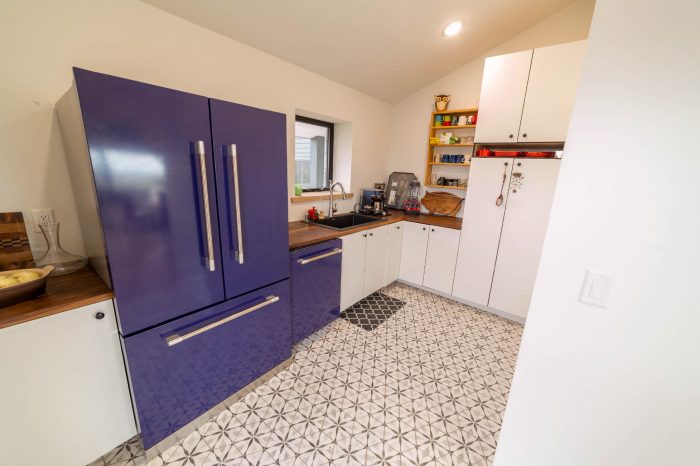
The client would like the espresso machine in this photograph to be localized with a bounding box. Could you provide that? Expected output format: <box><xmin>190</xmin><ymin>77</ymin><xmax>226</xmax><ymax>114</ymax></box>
<box><xmin>358</xmin><ymin>188</ymin><xmax>388</xmax><ymax>216</ymax></box>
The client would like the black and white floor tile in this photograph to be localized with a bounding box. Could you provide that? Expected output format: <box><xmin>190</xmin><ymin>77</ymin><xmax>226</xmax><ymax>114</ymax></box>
<box><xmin>88</xmin><ymin>282</ymin><xmax>523</xmax><ymax>466</ymax></box>
<box><xmin>339</xmin><ymin>291</ymin><xmax>405</xmax><ymax>331</ymax></box>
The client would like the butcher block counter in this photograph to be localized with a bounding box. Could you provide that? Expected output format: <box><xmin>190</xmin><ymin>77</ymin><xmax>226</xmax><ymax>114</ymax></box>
<box><xmin>289</xmin><ymin>210</ymin><xmax>462</xmax><ymax>250</ymax></box>
<box><xmin>0</xmin><ymin>267</ymin><xmax>113</xmax><ymax>330</ymax></box>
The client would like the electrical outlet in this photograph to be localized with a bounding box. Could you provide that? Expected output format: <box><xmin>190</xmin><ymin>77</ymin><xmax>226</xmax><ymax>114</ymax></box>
<box><xmin>579</xmin><ymin>269</ymin><xmax>614</xmax><ymax>308</ymax></box>
<box><xmin>30</xmin><ymin>208</ymin><xmax>55</xmax><ymax>233</ymax></box>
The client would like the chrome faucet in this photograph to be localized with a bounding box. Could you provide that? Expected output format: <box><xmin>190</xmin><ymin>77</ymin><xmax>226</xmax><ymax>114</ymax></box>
<box><xmin>328</xmin><ymin>180</ymin><xmax>346</xmax><ymax>218</ymax></box>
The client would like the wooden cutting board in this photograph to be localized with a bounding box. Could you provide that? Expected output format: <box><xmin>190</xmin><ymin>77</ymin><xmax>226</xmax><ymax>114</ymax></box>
<box><xmin>420</xmin><ymin>191</ymin><xmax>464</xmax><ymax>217</ymax></box>
<box><xmin>0</xmin><ymin>212</ymin><xmax>36</xmax><ymax>271</ymax></box>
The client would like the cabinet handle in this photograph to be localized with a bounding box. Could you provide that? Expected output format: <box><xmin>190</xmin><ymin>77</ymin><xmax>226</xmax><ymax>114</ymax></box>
<box><xmin>396</xmin><ymin>226</ymin><xmax>400</xmax><ymax>230</ymax></box>
<box><xmin>297</xmin><ymin>248</ymin><xmax>343</xmax><ymax>265</ymax></box>
<box><xmin>363</xmin><ymin>234</ymin><xmax>367</xmax><ymax>237</ymax></box>
<box><xmin>431</xmin><ymin>228</ymin><xmax>435</xmax><ymax>232</ymax></box>
<box><xmin>422</xmin><ymin>227</ymin><xmax>426</xmax><ymax>231</ymax></box>
<box><xmin>522</xmin><ymin>133</ymin><xmax>528</xmax><ymax>138</ymax></box>
<box><xmin>228</xmin><ymin>144</ymin><xmax>245</xmax><ymax>265</ymax></box>
<box><xmin>195</xmin><ymin>141</ymin><xmax>216</xmax><ymax>272</ymax></box>
<box><xmin>95</xmin><ymin>312</ymin><xmax>105</xmax><ymax>320</ymax></box>
<box><xmin>369</xmin><ymin>232</ymin><xmax>373</xmax><ymax>236</ymax></box>
<box><xmin>166</xmin><ymin>295</ymin><xmax>279</xmax><ymax>346</ymax></box>
<box><xmin>508</xmin><ymin>134</ymin><xmax>514</xmax><ymax>139</ymax></box>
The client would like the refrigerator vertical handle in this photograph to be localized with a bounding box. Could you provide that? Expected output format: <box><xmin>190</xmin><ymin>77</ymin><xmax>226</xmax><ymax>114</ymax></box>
<box><xmin>195</xmin><ymin>141</ymin><xmax>216</xmax><ymax>272</ymax></box>
<box><xmin>228</xmin><ymin>144</ymin><xmax>245</xmax><ymax>264</ymax></box>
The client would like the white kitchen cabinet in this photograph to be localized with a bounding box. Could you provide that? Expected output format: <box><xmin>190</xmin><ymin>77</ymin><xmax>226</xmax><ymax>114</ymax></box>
<box><xmin>399</xmin><ymin>221</ymin><xmax>430</xmax><ymax>285</ymax></box>
<box><xmin>489</xmin><ymin>159</ymin><xmax>561</xmax><ymax>318</ymax></box>
<box><xmin>518</xmin><ymin>40</ymin><xmax>587</xmax><ymax>142</ymax></box>
<box><xmin>422</xmin><ymin>226</ymin><xmax>461</xmax><ymax>294</ymax></box>
<box><xmin>385</xmin><ymin>222</ymin><xmax>404</xmax><ymax>285</ymax></box>
<box><xmin>453</xmin><ymin>158</ymin><xmax>514</xmax><ymax>305</ymax></box>
<box><xmin>474</xmin><ymin>40</ymin><xmax>586</xmax><ymax>144</ymax></box>
<box><xmin>363</xmin><ymin>225</ymin><xmax>389</xmax><ymax>296</ymax></box>
<box><xmin>0</xmin><ymin>300</ymin><xmax>136</xmax><ymax>466</ymax></box>
<box><xmin>474</xmin><ymin>49</ymin><xmax>533</xmax><ymax>143</ymax></box>
<box><xmin>452</xmin><ymin>158</ymin><xmax>560</xmax><ymax>319</ymax></box>
<box><xmin>340</xmin><ymin>230</ymin><xmax>367</xmax><ymax>310</ymax></box>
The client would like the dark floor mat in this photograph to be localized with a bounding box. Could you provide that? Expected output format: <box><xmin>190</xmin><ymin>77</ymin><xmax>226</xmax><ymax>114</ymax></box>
<box><xmin>340</xmin><ymin>291</ymin><xmax>405</xmax><ymax>331</ymax></box>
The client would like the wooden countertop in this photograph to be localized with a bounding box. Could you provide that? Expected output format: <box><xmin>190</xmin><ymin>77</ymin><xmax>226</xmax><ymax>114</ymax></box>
<box><xmin>0</xmin><ymin>267</ymin><xmax>113</xmax><ymax>330</ymax></box>
<box><xmin>289</xmin><ymin>210</ymin><xmax>462</xmax><ymax>250</ymax></box>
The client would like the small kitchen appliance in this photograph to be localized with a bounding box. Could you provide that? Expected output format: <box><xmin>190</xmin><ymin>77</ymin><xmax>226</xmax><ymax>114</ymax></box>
<box><xmin>359</xmin><ymin>188</ymin><xmax>387</xmax><ymax>216</ymax></box>
<box><xmin>403</xmin><ymin>180</ymin><xmax>421</xmax><ymax>215</ymax></box>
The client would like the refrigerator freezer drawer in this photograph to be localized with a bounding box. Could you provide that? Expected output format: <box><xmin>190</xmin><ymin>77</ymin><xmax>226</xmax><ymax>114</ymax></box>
<box><xmin>122</xmin><ymin>279</ymin><xmax>292</xmax><ymax>450</ymax></box>
<box><xmin>290</xmin><ymin>240</ymin><xmax>342</xmax><ymax>344</ymax></box>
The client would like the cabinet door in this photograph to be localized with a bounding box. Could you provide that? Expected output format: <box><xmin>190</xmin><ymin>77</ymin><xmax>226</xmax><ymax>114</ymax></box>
<box><xmin>474</xmin><ymin>50</ymin><xmax>533</xmax><ymax>143</ymax></box>
<box><xmin>363</xmin><ymin>225</ymin><xmax>389</xmax><ymax>296</ymax></box>
<box><xmin>489</xmin><ymin>159</ymin><xmax>561</xmax><ymax>318</ymax></box>
<box><xmin>124</xmin><ymin>281</ymin><xmax>291</xmax><ymax>449</ymax></box>
<box><xmin>210</xmin><ymin>99</ymin><xmax>290</xmax><ymax>300</ymax></box>
<box><xmin>518</xmin><ymin>40</ymin><xmax>587</xmax><ymax>142</ymax></box>
<box><xmin>452</xmin><ymin>158</ymin><xmax>514</xmax><ymax>305</ymax></box>
<box><xmin>399</xmin><ymin>222</ymin><xmax>429</xmax><ymax>285</ymax></box>
<box><xmin>340</xmin><ymin>231</ymin><xmax>367</xmax><ymax>310</ymax></box>
<box><xmin>423</xmin><ymin>226</ymin><xmax>461</xmax><ymax>294</ymax></box>
<box><xmin>385</xmin><ymin>222</ymin><xmax>404</xmax><ymax>285</ymax></box>
<box><xmin>0</xmin><ymin>301</ymin><xmax>136</xmax><ymax>466</ymax></box>
<box><xmin>74</xmin><ymin>68</ymin><xmax>224</xmax><ymax>335</ymax></box>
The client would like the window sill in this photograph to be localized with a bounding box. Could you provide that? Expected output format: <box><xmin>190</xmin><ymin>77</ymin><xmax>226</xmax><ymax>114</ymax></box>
<box><xmin>290</xmin><ymin>193</ymin><xmax>354</xmax><ymax>204</ymax></box>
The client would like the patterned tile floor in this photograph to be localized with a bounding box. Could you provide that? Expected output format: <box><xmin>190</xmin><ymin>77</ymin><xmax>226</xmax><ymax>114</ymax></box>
<box><xmin>89</xmin><ymin>283</ymin><xmax>523</xmax><ymax>466</ymax></box>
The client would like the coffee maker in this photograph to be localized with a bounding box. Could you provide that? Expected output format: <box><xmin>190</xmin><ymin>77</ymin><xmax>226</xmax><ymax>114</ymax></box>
<box><xmin>359</xmin><ymin>188</ymin><xmax>387</xmax><ymax>216</ymax></box>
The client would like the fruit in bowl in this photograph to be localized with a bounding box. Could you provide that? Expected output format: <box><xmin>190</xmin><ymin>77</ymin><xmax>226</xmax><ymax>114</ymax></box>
<box><xmin>0</xmin><ymin>266</ymin><xmax>54</xmax><ymax>308</ymax></box>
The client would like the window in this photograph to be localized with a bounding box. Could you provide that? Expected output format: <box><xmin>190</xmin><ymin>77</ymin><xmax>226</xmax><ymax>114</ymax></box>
<box><xmin>295</xmin><ymin>116</ymin><xmax>333</xmax><ymax>191</ymax></box>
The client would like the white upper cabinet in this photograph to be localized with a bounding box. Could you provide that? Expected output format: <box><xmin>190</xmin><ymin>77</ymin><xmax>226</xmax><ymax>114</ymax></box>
<box><xmin>518</xmin><ymin>40</ymin><xmax>587</xmax><ymax>142</ymax></box>
<box><xmin>399</xmin><ymin>222</ymin><xmax>429</xmax><ymax>285</ymax></box>
<box><xmin>363</xmin><ymin>225</ymin><xmax>389</xmax><ymax>296</ymax></box>
<box><xmin>422</xmin><ymin>226</ymin><xmax>461</xmax><ymax>294</ymax></box>
<box><xmin>340</xmin><ymin>230</ymin><xmax>367</xmax><ymax>310</ymax></box>
<box><xmin>474</xmin><ymin>49</ymin><xmax>533</xmax><ymax>143</ymax></box>
<box><xmin>474</xmin><ymin>40</ymin><xmax>587</xmax><ymax>144</ymax></box>
<box><xmin>385</xmin><ymin>222</ymin><xmax>404</xmax><ymax>285</ymax></box>
<box><xmin>452</xmin><ymin>158</ymin><xmax>514</xmax><ymax>305</ymax></box>
<box><xmin>488</xmin><ymin>159</ymin><xmax>561</xmax><ymax>318</ymax></box>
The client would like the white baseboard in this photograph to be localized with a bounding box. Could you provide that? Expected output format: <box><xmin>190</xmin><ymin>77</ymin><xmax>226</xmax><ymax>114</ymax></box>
<box><xmin>394</xmin><ymin>280</ymin><xmax>526</xmax><ymax>325</ymax></box>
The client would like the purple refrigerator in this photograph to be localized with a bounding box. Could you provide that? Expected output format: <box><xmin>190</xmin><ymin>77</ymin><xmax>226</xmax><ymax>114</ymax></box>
<box><xmin>58</xmin><ymin>68</ymin><xmax>291</xmax><ymax>450</ymax></box>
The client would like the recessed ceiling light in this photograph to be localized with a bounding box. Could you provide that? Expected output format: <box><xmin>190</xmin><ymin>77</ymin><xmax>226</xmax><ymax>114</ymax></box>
<box><xmin>443</xmin><ymin>21</ymin><xmax>463</xmax><ymax>37</ymax></box>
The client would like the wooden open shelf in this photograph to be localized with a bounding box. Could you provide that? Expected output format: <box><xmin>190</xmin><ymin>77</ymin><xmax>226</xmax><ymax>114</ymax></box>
<box><xmin>426</xmin><ymin>108</ymin><xmax>478</xmax><ymax>190</ymax></box>
<box><xmin>429</xmin><ymin>162</ymin><xmax>470</xmax><ymax>166</ymax></box>
<box><xmin>426</xmin><ymin>184</ymin><xmax>467</xmax><ymax>190</ymax></box>
<box><xmin>432</xmin><ymin>125</ymin><xmax>476</xmax><ymax>130</ymax></box>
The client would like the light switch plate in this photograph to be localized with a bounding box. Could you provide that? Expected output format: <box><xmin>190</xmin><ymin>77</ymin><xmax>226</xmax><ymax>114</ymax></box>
<box><xmin>579</xmin><ymin>269</ymin><xmax>614</xmax><ymax>308</ymax></box>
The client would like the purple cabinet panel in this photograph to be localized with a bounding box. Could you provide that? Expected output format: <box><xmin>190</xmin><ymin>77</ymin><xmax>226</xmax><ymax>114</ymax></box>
<box><xmin>122</xmin><ymin>280</ymin><xmax>292</xmax><ymax>449</ymax></box>
<box><xmin>209</xmin><ymin>99</ymin><xmax>290</xmax><ymax>300</ymax></box>
<box><xmin>290</xmin><ymin>240</ymin><xmax>341</xmax><ymax>344</ymax></box>
<box><xmin>74</xmin><ymin>68</ymin><xmax>225</xmax><ymax>335</ymax></box>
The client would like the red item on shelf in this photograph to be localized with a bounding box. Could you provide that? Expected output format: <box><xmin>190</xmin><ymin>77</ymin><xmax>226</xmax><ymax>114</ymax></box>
<box><xmin>493</xmin><ymin>150</ymin><xmax>522</xmax><ymax>157</ymax></box>
<box><xmin>477</xmin><ymin>148</ymin><xmax>493</xmax><ymax>157</ymax></box>
<box><xmin>524</xmin><ymin>151</ymin><xmax>556</xmax><ymax>158</ymax></box>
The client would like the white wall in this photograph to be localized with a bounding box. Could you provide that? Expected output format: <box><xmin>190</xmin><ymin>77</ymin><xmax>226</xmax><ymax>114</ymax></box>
<box><xmin>0</xmin><ymin>0</ymin><xmax>391</xmax><ymax>256</ymax></box>
<box><xmin>493</xmin><ymin>1</ymin><xmax>700</xmax><ymax>465</ymax></box>
<box><xmin>385</xmin><ymin>0</ymin><xmax>595</xmax><ymax>215</ymax></box>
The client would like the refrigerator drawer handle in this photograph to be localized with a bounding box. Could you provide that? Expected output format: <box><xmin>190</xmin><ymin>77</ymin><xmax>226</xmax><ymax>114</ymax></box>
<box><xmin>165</xmin><ymin>295</ymin><xmax>279</xmax><ymax>347</ymax></box>
<box><xmin>228</xmin><ymin>144</ymin><xmax>245</xmax><ymax>264</ymax></box>
<box><xmin>196</xmin><ymin>141</ymin><xmax>216</xmax><ymax>272</ymax></box>
<box><xmin>297</xmin><ymin>248</ymin><xmax>343</xmax><ymax>265</ymax></box>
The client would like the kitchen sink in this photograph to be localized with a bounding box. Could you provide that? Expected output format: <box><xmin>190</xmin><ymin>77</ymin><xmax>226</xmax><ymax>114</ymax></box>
<box><xmin>306</xmin><ymin>213</ymin><xmax>384</xmax><ymax>230</ymax></box>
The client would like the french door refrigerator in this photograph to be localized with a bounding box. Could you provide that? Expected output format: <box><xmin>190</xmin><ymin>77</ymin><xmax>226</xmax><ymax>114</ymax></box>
<box><xmin>58</xmin><ymin>68</ymin><xmax>291</xmax><ymax>450</ymax></box>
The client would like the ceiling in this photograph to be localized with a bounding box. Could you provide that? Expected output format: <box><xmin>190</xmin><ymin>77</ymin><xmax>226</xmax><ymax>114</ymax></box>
<box><xmin>141</xmin><ymin>0</ymin><xmax>576</xmax><ymax>103</ymax></box>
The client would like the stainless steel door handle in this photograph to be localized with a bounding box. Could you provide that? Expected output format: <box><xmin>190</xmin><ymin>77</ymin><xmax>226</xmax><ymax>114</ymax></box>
<box><xmin>196</xmin><ymin>141</ymin><xmax>215</xmax><ymax>272</ymax></box>
<box><xmin>297</xmin><ymin>248</ymin><xmax>343</xmax><ymax>265</ymax></box>
<box><xmin>228</xmin><ymin>144</ymin><xmax>245</xmax><ymax>264</ymax></box>
<box><xmin>166</xmin><ymin>295</ymin><xmax>279</xmax><ymax>346</ymax></box>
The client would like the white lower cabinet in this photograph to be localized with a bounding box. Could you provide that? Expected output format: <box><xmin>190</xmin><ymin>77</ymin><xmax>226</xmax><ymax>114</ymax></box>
<box><xmin>399</xmin><ymin>222</ymin><xmax>430</xmax><ymax>284</ymax></box>
<box><xmin>422</xmin><ymin>226</ymin><xmax>461</xmax><ymax>294</ymax></box>
<box><xmin>0</xmin><ymin>300</ymin><xmax>136</xmax><ymax>466</ymax></box>
<box><xmin>363</xmin><ymin>225</ymin><xmax>389</xmax><ymax>296</ymax></box>
<box><xmin>385</xmin><ymin>222</ymin><xmax>404</xmax><ymax>284</ymax></box>
<box><xmin>340</xmin><ymin>230</ymin><xmax>367</xmax><ymax>310</ymax></box>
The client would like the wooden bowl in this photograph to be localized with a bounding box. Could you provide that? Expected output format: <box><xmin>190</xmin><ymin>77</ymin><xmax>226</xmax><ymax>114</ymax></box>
<box><xmin>0</xmin><ymin>266</ymin><xmax>54</xmax><ymax>309</ymax></box>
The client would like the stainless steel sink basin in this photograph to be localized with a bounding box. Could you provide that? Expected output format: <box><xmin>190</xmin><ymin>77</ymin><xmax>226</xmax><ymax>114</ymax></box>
<box><xmin>306</xmin><ymin>213</ymin><xmax>384</xmax><ymax>230</ymax></box>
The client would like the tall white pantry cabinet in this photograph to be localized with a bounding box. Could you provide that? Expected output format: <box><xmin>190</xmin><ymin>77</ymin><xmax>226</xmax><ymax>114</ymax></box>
<box><xmin>452</xmin><ymin>158</ymin><xmax>561</xmax><ymax>319</ymax></box>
